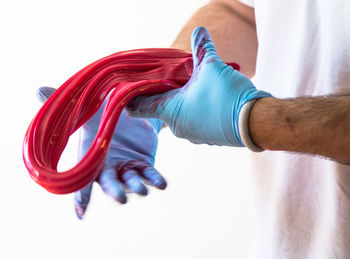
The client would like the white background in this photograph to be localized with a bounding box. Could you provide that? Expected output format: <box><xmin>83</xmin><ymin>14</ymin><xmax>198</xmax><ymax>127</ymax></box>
<box><xmin>0</xmin><ymin>0</ymin><xmax>255</xmax><ymax>258</ymax></box>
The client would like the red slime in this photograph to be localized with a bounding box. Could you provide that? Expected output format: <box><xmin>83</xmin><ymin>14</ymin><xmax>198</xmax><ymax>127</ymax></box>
<box><xmin>23</xmin><ymin>48</ymin><xmax>239</xmax><ymax>194</ymax></box>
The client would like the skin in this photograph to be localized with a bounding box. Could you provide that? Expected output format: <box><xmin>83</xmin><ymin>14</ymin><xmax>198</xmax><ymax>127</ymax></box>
<box><xmin>171</xmin><ymin>0</ymin><xmax>350</xmax><ymax>164</ymax></box>
<box><xmin>250</xmin><ymin>96</ymin><xmax>350</xmax><ymax>164</ymax></box>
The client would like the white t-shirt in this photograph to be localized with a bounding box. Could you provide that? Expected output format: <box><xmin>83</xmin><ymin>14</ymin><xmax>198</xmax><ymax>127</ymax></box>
<box><xmin>238</xmin><ymin>0</ymin><xmax>350</xmax><ymax>258</ymax></box>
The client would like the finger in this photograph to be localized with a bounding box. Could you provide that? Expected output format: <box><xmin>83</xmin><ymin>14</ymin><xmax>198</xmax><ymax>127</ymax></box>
<box><xmin>36</xmin><ymin>87</ymin><xmax>56</xmax><ymax>103</ymax></box>
<box><xmin>141</xmin><ymin>167</ymin><xmax>167</xmax><ymax>190</ymax></box>
<box><xmin>191</xmin><ymin>26</ymin><xmax>219</xmax><ymax>67</ymax></box>
<box><xmin>74</xmin><ymin>183</ymin><xmax>93</xmax><ymax>220</ymax></box>
<box><xmin>121</xmin><ymin>169</ymin><xmax>148</xmax><ymax>196</ymax></box>
<box><xmin>99</xmin><ymin>168</ymin><xmax>127</xmax><ymax>204</ymax></box>
<box><xmin>126</xmin><ymin>89</ymin><xmax>179</xmax><ymax>119</ymax></box>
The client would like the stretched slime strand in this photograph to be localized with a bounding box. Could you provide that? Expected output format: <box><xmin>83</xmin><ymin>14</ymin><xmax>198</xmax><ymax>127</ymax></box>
<box><xmin>23</xmin><ymin>48</ymin><xmax>240</xmax><ymax>194</ymax></box>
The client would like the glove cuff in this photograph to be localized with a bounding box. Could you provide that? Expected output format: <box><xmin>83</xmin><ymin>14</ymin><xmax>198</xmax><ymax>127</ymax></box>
<box><xmin>238</xmin><ymin>100</ymin><xmax>264</xmax><ymax>152</ymax></box>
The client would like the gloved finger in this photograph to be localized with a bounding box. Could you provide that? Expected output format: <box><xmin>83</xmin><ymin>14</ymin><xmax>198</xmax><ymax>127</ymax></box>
<box><xmin>36</xmin><ymin>86</ymin><xmax>56</xmax><ymax>103</ymax></box>
<box><xmin>99</xmin><ymin>168</ymin><xmax>127</xmax><ymax>204</ymax></box>
<box><xmin>126</xmin><ymin>88</ymin><xmax>181</xmax><ymax>119</ymax></box>
<box><xmin>141</xmin><ymin>167</ymin><xmax>167</xmax><ymax>190</ymax></box>
<box><xmin>120</xmin><ymin>169</ymin><xmax>148</xmax><ymax>196</ymax></box>
<box><xmin>191</xmin><ymin>26</ymin><xmax>220</xmax><ymax>67</ymax></box>
<box><xmin>74</xmin><ymin>183</ymin><xmax>93</xmax><ymax>220</ymax></box>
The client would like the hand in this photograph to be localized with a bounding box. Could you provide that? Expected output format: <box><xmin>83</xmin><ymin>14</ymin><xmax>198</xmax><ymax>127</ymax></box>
<box><xmin>127</xmin><ymin>27</ymin><xmax>272</xmax><ymax>147</ymax></box>
<box><xmin>37</xmin><ymin>87</ymin><xmax>166</xmax><ymax>219</ymax></box>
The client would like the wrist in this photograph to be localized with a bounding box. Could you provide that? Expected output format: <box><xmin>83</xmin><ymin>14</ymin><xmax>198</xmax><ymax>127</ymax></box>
<box><xmin>248</xmin><ymin>97</ymin><xmax>279</xmax><ymax>151</ymax></box>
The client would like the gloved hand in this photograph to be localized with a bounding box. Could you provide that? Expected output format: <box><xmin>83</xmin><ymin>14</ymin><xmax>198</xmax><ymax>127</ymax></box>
<box><xmin>37</xmin><ymin>87</ymin><xmax>166</xmax><ymax>219</ymax></box>
<box><xmin>127</xmin><ymin>27</ymin><xmax>272</xmax><ymax>149</ymax></box>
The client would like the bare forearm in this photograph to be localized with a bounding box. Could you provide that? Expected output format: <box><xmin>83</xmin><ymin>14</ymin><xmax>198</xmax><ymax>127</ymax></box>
<box><xmin>250</xmin><ymin>96</ymin><xmax>350</xmax><ymax>164</ymax></box>
<box><xmin>171</xmin><ymin>0</ymin><xmax>258</xmax><ymax>77</ymax></box>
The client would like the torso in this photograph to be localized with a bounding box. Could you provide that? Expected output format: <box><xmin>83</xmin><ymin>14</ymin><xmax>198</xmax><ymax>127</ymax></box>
<box><xmin>246</xmin><ymin>0</ymin><xmax>350</xmax><ymax>258</ymax></box>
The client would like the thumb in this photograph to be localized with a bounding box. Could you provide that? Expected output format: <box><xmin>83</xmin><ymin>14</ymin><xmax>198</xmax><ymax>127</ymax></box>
<box><xmin>74</xmin><ymin>183</ymin><xmax>93</xmax><ymax>220</ymax></box>
<box><xmin>191</xmin><ymin>26</ymin><xmax>220</xmax><ymax>68</ymax></box>
<box><xmin>126</xmin><ymin>88</ymin><xmax>180</xmax><ymax>120</ymax></box>
<box><xmin>36</xmin><ymin>86</ymin><xmax>56</xmax><ymax>103</ymax></box>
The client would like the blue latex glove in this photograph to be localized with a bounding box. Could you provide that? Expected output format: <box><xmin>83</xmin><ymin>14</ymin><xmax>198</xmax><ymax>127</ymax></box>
<box><xmin>37</xmin><ymin>87</ymin><xmax>166</xmax><ymax>219</ymax></box>
<box><xmin>127</xmin><ymin>26</ymin><xmax>272</xmax><ymax>147</ymax></box>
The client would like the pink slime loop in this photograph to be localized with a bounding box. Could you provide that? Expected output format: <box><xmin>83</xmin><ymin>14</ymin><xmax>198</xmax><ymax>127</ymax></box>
<box><xmin>23</xmin><ymin>48</ymin><xmax>240</xmax><ymax>194</ymax></box>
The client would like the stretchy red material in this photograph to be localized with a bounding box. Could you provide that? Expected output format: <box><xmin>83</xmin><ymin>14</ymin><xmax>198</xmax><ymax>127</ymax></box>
<box><xmin>23</xmin><ymin>48</ymin><xmax>239</xmax><ymax>194</ymax></box>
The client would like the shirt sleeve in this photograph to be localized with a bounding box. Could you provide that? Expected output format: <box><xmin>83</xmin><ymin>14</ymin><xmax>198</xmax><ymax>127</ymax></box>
<box><xmin>238</xmin><ymin>0</ymin><xmax>254</xmax><ymax>8</ymax></box>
